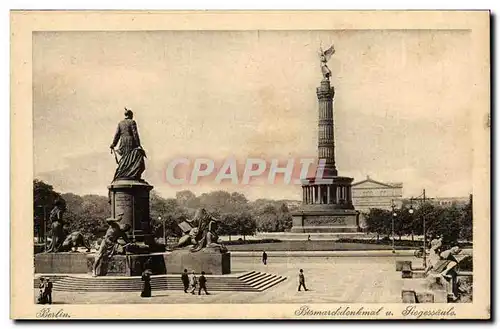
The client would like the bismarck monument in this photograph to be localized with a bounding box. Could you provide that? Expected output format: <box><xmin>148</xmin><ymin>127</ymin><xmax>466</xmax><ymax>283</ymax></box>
<box><xmin>35</xmin><ymin>107</ymin><xmax>230</xmax><ymax>276</ymax></box>
<box><xmin>291</xmin><ymin>44</ymin><xmax>360</xmax><ymax>233</ymax></box>
<box><xmin>108</xmin><ymin>108</ymin><xmax>153</xmax><ymax>243</ymax></box>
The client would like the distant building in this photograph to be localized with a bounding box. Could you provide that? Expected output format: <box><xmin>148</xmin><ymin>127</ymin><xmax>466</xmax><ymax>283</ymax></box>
<box><xmin>352</xmin><ymin>176</ymin><xmax>403</xmax><ymax>214</ymax></box>
<box><xmin>407</xmin><ymin>196</ymin><xmax>470</xmax><ymax>208</ymax></box>
<box><xmin>282</xmin><ymin>200</ymin><xmax>302</xmax><ymax>210</ymax></box>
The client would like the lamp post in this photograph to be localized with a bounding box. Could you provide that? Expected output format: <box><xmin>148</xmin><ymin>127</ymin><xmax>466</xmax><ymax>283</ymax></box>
<box><xmin>391</xmin><ymin>200</ymin><xmax>397</xmax><ymax>254</ymax></box>
<box><xmin>408</xmin><ymin>189</ymin><xmax>428</xmax><ymax>268</ymax></box>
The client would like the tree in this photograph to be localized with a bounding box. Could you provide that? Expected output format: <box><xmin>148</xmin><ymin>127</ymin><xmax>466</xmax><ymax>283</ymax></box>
<box><xmin>198</xmin><ymin>191</ymin><xmax>233</xmax><ymax>213</ymax></box>
<box><xmin>406</xmin><ymin>202</ymin><xmax>468</xmax><ymax>247</ymax></box>
<box><xmin>277</xmin><ymin>203</ymin><xmax>292</xmax><ymax>232</ymax></box>
<box><xmin>255</xmin><ymin>204</ymin><xmax>278</xmax><ymax>232</ymax></box>
<box><xmin>252</xmin><ymin>201</ymin><xmax>292</xmax><ymax>233</ymax></box>
<box><xmin>150</xmin><ymin>191</ymin><xmax>189</xmax><ymax>239</ymax></box>
<box><xmin>198</xmin><ymin>190</ymin><xmax>250</xmax><ymax>214</ymax></box>
<box><xmin>237</xmin><ymin>212</ymin><xmax>257</xmax><ymax>241</ymax></box>
<box><xmin>364</xmin><ymin>208</ymin><xmax>391</xmax><ymax>241</ymax></box>
<box><xmin>62</xmin><ymin>193</ymin><xmax>108</xmax><ymax>243</ymax></box>
<box><xmin>219</xmin><ymin>213</ymin><xmax>239</xmax><ymax>238</ymax></box>
<box><xmin>393</xmin><ymin>208</ymin><xmax>414</xmax><ymax>241</ymax></box>
<box><xmin>33</xmin><ymin>180</ymin><xmax>63</xmax><ymax>242</ymax></box>
<box><xmin>459</xmin><ymin>196</ymin><xmax>473</xmax><ymax>241</ymax></box>
<box><xmin>429</xmin><ymin>205</ymin><xmax>461</xmax><ymax>246</ymax></box>
<box><xmin>175</xmin><ymin>190</ymin><xmax>199</xmax><ymax>209</ymax></box>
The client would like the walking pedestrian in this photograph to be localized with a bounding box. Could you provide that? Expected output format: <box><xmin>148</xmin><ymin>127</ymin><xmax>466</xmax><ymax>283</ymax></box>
<box><xmin>262</xmin><ymin>251</ymin><xmax>268</xmax><ymax>265</ymax></box>
<box><xmin>140</xmin><ymin>269</ymin><xmax>152</xmax><ymax>298</ymax></box>
<box><xmin>198</xmin><ymin>271</ymin><xmax>210</xmax><ymax>295</ymax></box>
<box><xmin>189</xmin><ymin>270</ymin><xmax>198</xmax><ymax>294</ymax></box>
<box><xmin>46</xmin><ymin>278</ymin><xmax>53</xmax><ymax>304</ymax></box>
<box><xmin>298</xmin><ymin>269</ymin><xmax>308</xmax><ymax>291</ymax></box>
<box><xmin>181</xmin><ymin>269</ymin><xmax>189</xmax><ymax>293</ymax></box>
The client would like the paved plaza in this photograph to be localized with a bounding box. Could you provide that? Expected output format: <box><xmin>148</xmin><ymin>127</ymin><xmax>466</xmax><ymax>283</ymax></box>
<box><xmin>38</xmin><ymin>256</ymin><xmax>410</xmax><ymax>304</ymax></box>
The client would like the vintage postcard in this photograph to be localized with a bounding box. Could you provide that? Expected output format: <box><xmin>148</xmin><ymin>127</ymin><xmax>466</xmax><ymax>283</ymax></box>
<box><xmin>10</xmin><ymin>10</ymin><xmax>490</xmax><ymax>319</ymax></box>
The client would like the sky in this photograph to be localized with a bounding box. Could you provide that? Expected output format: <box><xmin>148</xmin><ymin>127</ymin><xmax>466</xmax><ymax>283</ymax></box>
<box><xmin>33</xmin><ymin>30</ymin><xmax>473</xmax><ymax>200</ymax></box>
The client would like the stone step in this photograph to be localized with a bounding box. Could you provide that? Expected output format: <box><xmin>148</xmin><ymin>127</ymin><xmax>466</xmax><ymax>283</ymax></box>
<box><xmin>244</xmin><ymin>273</ymin><xmax>275</xmax><ymax>286</ymax></box>
<box><xmin>239</xmin><ymin>272</ymin><xmax>265</xmax><ymax>282</ymax></box>
<box><xmin>56</xmin><ymin>278</ymin><xmax>242</xmax><ymax>283</ymax></box>
<box><xmin>255</xmin><ymin>276</ymin><xmax>287</xmax><ymax>291</ymax></box>
<box><xmin>54</xmin><ymin>285</ymin><xmax>258</xmax><ymax>292</ymax></box>
<box><xmin>55</xmin><ymin>284</ymin><xmax>253</xmax><ymax>290</ymax></box>
<box><xmin>54</xmin><ymin>284</ymin><xmax>248</xmax><ymax>289</ymax></box>
<box><xmin>237</xmin><ymin>271</ymin><xmax>257</xmax><ymax>280</ymax></box>
<box><xmin>237</xmin><ymin>271</ymin><xmax>287</xmax><ymax>292</ymax></box>
<box><xmin>56</xmin><ymin>287</ymin><xmax>259</xmax><ymax>292</ymax></box>
<box><xmin>238</xmin><ymin>271</ymin><xmax>262</xmax><ymax>282</ymax></box>
<box><xmin>54</xmin><ymin>283</ymin><xmax>253</xmax><ymax>288</ymax></box>
<box><xmin>35</xmin><ymin>272</ymin><xmax>287</xmax><ymax>293</ymax></box>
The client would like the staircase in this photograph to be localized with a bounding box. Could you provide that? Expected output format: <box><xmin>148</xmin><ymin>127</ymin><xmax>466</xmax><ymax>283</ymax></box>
<box><xmin>238</xmin><ymin>271</ymin><xmax>287</xmax><ymax>291</ymax></box>
<box><xmin>34</xmin><ymin>271</ymin><xmax>286</xmax><ymax>293</ymax></box>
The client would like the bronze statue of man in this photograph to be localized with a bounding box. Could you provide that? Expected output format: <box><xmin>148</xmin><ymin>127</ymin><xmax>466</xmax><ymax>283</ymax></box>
<box><xmin>110</xmin><ymin>108</ymin><xmax>142</xmax><ymax>157</ymax></box>
<box><xmin>110</xmin><ymin>108</ymin><xmax>147</xmax><ymax>181</ymax></box>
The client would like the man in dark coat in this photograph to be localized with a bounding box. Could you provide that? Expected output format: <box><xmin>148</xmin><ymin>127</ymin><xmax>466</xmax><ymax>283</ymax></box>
<box><xmin>262</xmin><ymin>251</ymin><xmax>268</xmax><ymax>265</ymax></box>
<box><xmin>198</xmin><ymin>271</ymin><xmax>209</xmax><ymax>295</ymax></box>
<box><xmin>181</xmin><ymin>269</ymin><xmax>190</xmax><ymax>293</ymax></box>
<box><xmin>110</xmin><ymin>108</ymin><xmax>146</xmax><ymax>181</ymax></box>
<box><xmin>46</xmin><ymin>278</ymin><xmax>53</xmax><ymax>304</ymax></box>
<box><xmin>110</xmin><ymin>108</ymin><xmax>142</xmax><ymax>157</ymax></box>
<box><xmin>298</xmin><ymin>269</ymin><xmax>308</xmax><ymax>291</ymax></box>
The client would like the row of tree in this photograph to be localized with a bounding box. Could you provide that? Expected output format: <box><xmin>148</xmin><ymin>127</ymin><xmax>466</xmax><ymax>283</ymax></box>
<box><xmin>147</xmin><ymin>190</ymin><xmax>294</xmax><ymax>241</ymax></box>
<box><xmin>363</xmin><ymin>199</ymin><xmax>473</xmax><ymax>246</ymax></box>
<box><xmin>34</xmin><ymin>179</ymin><xmax>473</xmax><ymax>246</ymax></box>
<box><xmin>33</xmin><ymin>180</ymin><xmax>295</xmax><ymax>243</ymax></box>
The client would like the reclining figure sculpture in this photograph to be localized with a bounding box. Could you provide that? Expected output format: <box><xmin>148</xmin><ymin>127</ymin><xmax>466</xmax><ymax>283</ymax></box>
<box><xmin>175</xmin><ymin>208</ymin><xmax>228</xmax><ymax>253</ymax></box>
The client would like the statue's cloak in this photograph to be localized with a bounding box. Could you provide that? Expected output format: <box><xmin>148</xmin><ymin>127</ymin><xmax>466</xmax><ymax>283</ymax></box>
<box><xmin>113</xmin><ymin>148</ymin><xmax>146</xmax><ymax>181</ymax></box>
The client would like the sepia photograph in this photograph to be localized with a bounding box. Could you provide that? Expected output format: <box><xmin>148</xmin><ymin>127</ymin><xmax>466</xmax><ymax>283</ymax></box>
<box><xmin>10</xmin><ymin>10</ymin><xmax>490</xmax><ymax>319</ymax></box>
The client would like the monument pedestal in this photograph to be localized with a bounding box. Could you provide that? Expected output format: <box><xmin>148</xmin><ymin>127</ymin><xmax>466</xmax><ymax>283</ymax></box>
<box><xmin>108</xmin><ymin>179</ymin><xmax>153</xmax><ymax>242</ymax></box>
<box><xmin>35</xmin><ymin>252</ymin><xmax>89</xmax><ymax>274</ymax></box>
<box><xmin>291</xmin><ymin>176</ymin><xmax>360</xmax><ymax>233</ymax></box>
<box><xmin>86</xmin><ymin>253</ymin><xmax>167</xmax><ymax>276</ymax></box>
<box><xmin>291</xmin><ymin>209</ymin><xmax>360</xmax><ymax>233</ymax></box>
<box><xmin>163</xmin><ymin>249</ymin><xmax>231</xmax><ymax>275</ymax></box>
<box><xmin>35</xmin><ymin>252</ymin><xmax>168</xmax><ymax>276</ymax></box>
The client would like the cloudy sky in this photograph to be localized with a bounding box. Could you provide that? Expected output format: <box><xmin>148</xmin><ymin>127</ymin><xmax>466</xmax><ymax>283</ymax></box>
<box><xmin>33</xmin><ymin>30</ymin><xmax>473</xmax><ymax>200</ymax></box>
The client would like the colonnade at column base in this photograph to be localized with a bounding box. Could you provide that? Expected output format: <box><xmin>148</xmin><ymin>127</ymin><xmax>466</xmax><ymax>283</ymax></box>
<box><xmin>290</xmin><ymin>208</ymin><xmax>361</xmax><ymax>233</ymax></box>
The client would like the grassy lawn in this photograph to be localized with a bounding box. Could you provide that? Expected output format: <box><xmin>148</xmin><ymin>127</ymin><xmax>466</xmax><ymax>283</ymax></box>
<box><xmin>226</xmin><ymin>240</ymin><xmax>414</xmax><ymax>252</ymax></box>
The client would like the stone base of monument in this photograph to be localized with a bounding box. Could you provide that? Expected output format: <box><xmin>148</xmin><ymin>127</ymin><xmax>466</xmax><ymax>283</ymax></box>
<box><xmin>35</xmin><ymin>252</ymin><xmax>89</xmax><ymax>274</ymax></box>
<box><xmin>108</xmin><ymin>179</ymin><xmax>154</xmax><ymax>243</ymax></box>
<box><xmin>290</xmin><ymin>208</ymin><xmax>360</xmax><ymax>233</ymax></box>
<box><xmin>35</xmin><ymin>250</ymin><xmax>232</xmax><ymax>276</ymax></box>
<box><xmin>86</xmin><ymin>253</ymin><xmax>167</xmax><ymax>276</ymax></box>
<box><xmin>35</xmin><ymin>252</ymin><xmax>168</xmax><ymax>276</ymax></box>
<box><xmin>163</xmin><ymin>249</ymin><xmax>231</xmax><ymax>275</ymax></box>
